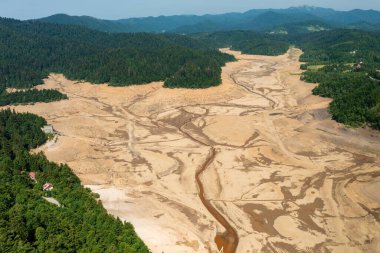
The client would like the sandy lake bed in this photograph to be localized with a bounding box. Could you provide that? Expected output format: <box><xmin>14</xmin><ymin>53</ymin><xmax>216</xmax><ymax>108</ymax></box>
<box><xmin>9</xmin><ymin>48</ymin><xmax>380</xmax><ymax>253</ymax></box>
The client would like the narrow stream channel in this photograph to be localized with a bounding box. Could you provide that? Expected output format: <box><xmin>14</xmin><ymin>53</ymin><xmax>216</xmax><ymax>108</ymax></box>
<box><xmin>195</xmin><ymin>148</ymin><xmax>239</xmax><ymax>253</ymax></box>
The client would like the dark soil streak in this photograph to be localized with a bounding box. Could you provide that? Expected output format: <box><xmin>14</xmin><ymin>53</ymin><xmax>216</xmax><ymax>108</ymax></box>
<box><xmin>196</xmin><ymin>148</ymin><xmax>239</xmax><ymax>253</ymax></box>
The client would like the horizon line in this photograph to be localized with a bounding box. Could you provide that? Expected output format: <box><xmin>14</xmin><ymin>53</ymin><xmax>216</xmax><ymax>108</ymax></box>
<box><xmin>4</xmin><ymin>5</ymin><xmax>380</xmax><ymax>21</ymax></box>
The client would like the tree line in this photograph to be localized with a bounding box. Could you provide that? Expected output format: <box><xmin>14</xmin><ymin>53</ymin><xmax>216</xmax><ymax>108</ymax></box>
<box><xmin>297</xmin><ymin>29</ymin><xmax>380</xmax><ymax>129</ymax></box>
<box><xmin>0</xmin><ymin>86</ymin><xmax>68</xmax><ymax>106</ymax></box>
<box><xmin>0</xmin><ymin>109</ymin><xmax>150</xmax><ymax>253</ymax></box>
<box><xmin>0</xmin><ymin>17</ymin><xmax>234</xmax><ymax>90</ymax></box>
<box><xmin>197</xmin><ymin>29</ymin><xmax>380</xmax><ymax>130</ymax></box>
<box><xmin>192</xmin><ymin>31</ymin><xmax>290</xmax><ymax>56</ymax></box>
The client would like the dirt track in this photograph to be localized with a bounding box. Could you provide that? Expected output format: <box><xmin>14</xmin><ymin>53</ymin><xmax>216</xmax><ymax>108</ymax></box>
<box><xmin>11</xmin><ymin>48</ymin><xmax>380</xmax><ymax>253</ymax></box>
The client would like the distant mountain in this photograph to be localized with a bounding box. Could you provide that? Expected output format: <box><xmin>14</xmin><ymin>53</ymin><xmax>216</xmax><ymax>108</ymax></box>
<box><xmin>37</xmin><ymin>13</ymin><xmax>243</xmax><ymax>33</ymax></box>
<box><xmin>117</xmin><ymin>15</ymin><xmax>209</xmax><ymax>32</ymax></box>
<box><xmin>172</xmin><ymin>20</ymin><xmax>225</xmax><ymax>34</ymax></box>
<box><xmin>35</xmin><ymin>6</ymin><xmax>380</xmax><ymax>34</ymax></box>
<box><xmin>308</xmin><ymin>9</ymin><xmax>380</xmax><ymax>25</ymax></box>
<box><xmin>233</xmin><ymin>11</ymin><xmax>323</xmax><ymax>31</ymax></box>
<box><xmin>117</xmin><ymin>13</ymin><xmax>244</xmax><ymax>33</ymax></box>
<box><xmin>174</xmin><ymin>11</ymin><xmax>325</xmax><ymax>33</ymax></box>
<box><xmin>38</xmin><ymin>14</ymin><xmax>135</xmax><ymax>32</ymax></box>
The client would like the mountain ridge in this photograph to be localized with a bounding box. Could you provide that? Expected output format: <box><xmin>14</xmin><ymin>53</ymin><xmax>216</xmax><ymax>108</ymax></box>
<box><xmin>34</xmin><ymin>6</ymin><xmax>380</xmax><ymax>34</ymax></box>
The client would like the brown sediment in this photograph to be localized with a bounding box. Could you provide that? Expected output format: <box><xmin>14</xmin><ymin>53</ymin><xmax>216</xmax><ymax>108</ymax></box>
<box><xmin>271</xmin><ymin>242</ymin><xmax>299</xmax><ymax>253</ymax></box>
<box><xmin>298</xmin><ymin>198</ymin><xmax>325</xmax><ymax>233</ymax></box>
<box><xmin>14</xmin><ymin>48</ymin><xmax>380</xmax><ymax>252</ymax></box>
<box><xmin>241</xmin><ymin>203</ymin><xmax>285</xmax><ymax>236</ymax></box>
<box><xmin>195</xmin><ymin>148</ymin><xmax>239</xmax><ymax>253</ymax></box>
<box><xmin>170</xmin><ymin>108</ymin><xmax>240</xmax><ymax>252</ymax></box>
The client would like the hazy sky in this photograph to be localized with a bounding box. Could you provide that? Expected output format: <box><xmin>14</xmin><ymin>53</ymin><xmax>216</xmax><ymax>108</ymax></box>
<box><xmin>1</xmin><ymin>0</ymin><xmax>380</xmax><ymax>20</ymax></box>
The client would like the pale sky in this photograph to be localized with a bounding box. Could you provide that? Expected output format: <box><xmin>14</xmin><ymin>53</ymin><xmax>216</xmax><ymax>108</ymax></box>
<box><xmin>1</xmin><ymin>0</ymin><xmax>380</xmax><ymax>20</ymax></box>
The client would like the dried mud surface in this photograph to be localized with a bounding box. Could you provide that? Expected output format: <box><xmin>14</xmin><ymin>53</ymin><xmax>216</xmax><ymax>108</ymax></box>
<box><xmin>10</xmin><ymin>48</ymin><xmax>380</xmax><ymax>253</ymax></box>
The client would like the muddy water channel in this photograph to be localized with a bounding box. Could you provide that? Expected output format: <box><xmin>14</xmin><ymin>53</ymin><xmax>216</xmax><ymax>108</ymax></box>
<box><xmin>196</xmin><ymin>149</ymin><xmax>238</xmax><ymax>253</ymax></box>
<box><xmin>18</xmin><ymin>49</ymin><xmax>380</xmax><ymax>253</ymax></box>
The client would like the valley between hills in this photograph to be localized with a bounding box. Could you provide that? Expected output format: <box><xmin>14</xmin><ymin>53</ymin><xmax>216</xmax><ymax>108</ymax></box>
<box><xmin>10</xmin><ymin>48</ymin><xmax>380</xmax><ymax>253</ymax></box>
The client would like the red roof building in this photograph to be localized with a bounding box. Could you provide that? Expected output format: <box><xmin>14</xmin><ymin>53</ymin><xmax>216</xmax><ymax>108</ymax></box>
<box><xmin>28</xmin><ymin>172</ymin><xmax>37</xmax><ymax>182</ymax></box>
<box><xmin>43</xmin><ymin>183</ymin><xmax>54</xmax><ymax>191</ymax></box>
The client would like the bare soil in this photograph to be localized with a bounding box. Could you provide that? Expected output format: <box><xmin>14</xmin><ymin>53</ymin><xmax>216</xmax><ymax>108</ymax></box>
<box><xmin>9</xmin><ymin>48</ymin><xmax>380</xmax><ymax>253</ymax></box>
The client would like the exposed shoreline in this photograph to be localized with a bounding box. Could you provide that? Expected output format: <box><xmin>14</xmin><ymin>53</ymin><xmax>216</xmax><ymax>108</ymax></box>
<box><xmin>9</xmin><ymin>48</ymin><xmax>380</xmax><ymax>253</ymax></box>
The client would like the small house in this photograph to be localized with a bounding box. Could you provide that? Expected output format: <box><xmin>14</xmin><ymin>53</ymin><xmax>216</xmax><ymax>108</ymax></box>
<box><xmin>42</xmin><ymin>125</ymin><xmax>54</xmax><ymax>134</ymax></box>
<box><xmin>28</xmin><ymin>171</ymin><xmax>37</xmax><ymax>182</ymax></box>
<box><xmin>43</xmin><ymin>182</ymin><xmax>54</xmax><ymax>191</ymax></box>
<box><xmin>354</xmin><ymin>61</ymin><xmax>364</xmax><ymax>70</ymax></box>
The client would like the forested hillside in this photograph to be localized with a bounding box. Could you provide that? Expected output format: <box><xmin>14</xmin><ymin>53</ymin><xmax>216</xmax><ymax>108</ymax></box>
<box><xmin>192</xmin><ymin>31</ymin><xmax>291</xmax><ymax>56</ymax></box>
<box><xmin>0</xmin><ymin>89</ymin><xmax>68</xmax><ymax>106</ymax></box>
<box><xmin>268</xmin><ymin>20</ymin><xmax>331</xmax><ymax>35</ymax></box>
<box><xmin>347</xmin><ymin>22</ymin><xmax>380</xmax><ymax>33</ymax></box>
<box><xmin>38</xmin><ymin>14</ymin><xmax>135</xmax><ymax>33</ymax></box>
<box><xmin>0</xmin><ymin>109</ymin><xmax>150</xmax><ymax>252</ymax></box>
<box><xmin>0</xmin><ymin>17</ymin><xmax>233</xmax><ymax>89</ymax></box>
<box><xmin>232</xmin><ymin>12</ymin><xmax>322</xmax><ymax>32</ymax></box>
<box><xmin>36</xmin><ymin>7</ymin><xmax>380</xmax><ymax>34</ymax></box>
<box><xmin>296</xmin><ymin>30</ymin><xmax>380</xmax><ymax>129</ymax></box>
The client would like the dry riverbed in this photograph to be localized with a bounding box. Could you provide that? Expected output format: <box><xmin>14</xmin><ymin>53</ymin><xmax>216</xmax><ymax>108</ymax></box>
<box><xmin>10</xmin><ymin>48</ymin><xmax>380</xmax><ymax>253</ymax></box>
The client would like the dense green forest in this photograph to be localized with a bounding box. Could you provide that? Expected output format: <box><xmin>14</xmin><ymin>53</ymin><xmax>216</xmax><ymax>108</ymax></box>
<box><xmin>0</xmin><ymin>89</ymin><xmax>68</xmax><ymax>106</ymax></box>
<box><xmin>0</xmin><ymin>109</ymin><xmax>150</xmax><ymax>252</ymax></box>
<box><xmin>164</xmin><ymin>57</ymin><xmax>225</xmax><ymax>88</ymax></box>
<box><xmin>0</xmin><ymin>17</ymin><xmax>233</xmax><ymax>89</ymax></box>
<box><xmin>296</xmin><ymin>30</ymin><xmax>380</xmax><ymax>129</ymax></box>
<box><xmin>192</xmin><ymin>31</ymin><xmax>291</xmax><ymax>56</ymax></box>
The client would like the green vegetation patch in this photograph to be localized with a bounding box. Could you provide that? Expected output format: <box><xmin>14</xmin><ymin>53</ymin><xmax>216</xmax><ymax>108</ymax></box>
<box><xmin>306</xmin><ymin>25</ymin><xmax>327</xmax><ymax>32</ymax></box>
<box><xmin>192</xmin><ymin>31</ymin><xmax>291</xmax><ymax>56</ymax></box>
<box><xmin>297</xmin><ymin>30</ymin><xmax>380</xmax><ymax>129</ymax></box>
<box><xmin>0</xmin><ymin>18</ymin><xmax>234</xmax><ymax>90</ymax></box>
<box><xmin>0</xmin><ymin>88</ymin><xmax>68</xmax><ymax>106</ymax></box>
<box><xmin>0</xmin><ymin>109</ymin><xmax>150</xmax><ymax>253</ymax></box>
<box><xmin>306</xmin><ymin>65</ymin><xmax>325</xmax><ymax>71</ymax></box>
